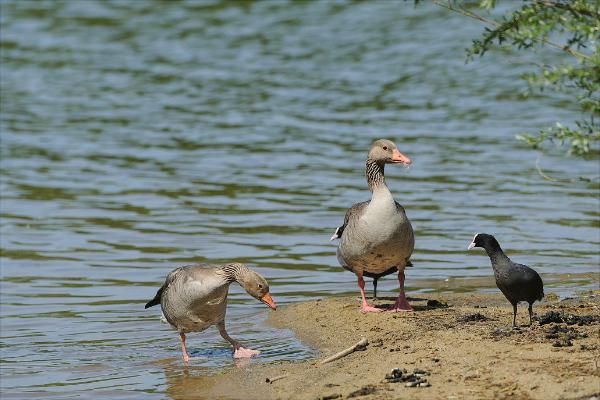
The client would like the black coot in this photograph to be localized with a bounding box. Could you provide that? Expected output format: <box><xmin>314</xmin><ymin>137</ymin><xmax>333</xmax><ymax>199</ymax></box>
<box><xmin>468</xmin><ymin>233</ymin><xmax>544</xmax><ymax>326</ymax></box>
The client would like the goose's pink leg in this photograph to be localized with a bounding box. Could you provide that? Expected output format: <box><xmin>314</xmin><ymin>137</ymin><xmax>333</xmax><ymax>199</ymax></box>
<box><xmin>217</xmin><ymin>321</ymin><xmax>260</xmax><ymax>358</ymax></box>
<box><xmin>388</xmin><ymin>270</ymin><xmax>413</xmax><ymax>312</ymax></box>
<box><xmin>358</xmin><ymin>273</ymin><xmax>382</xmax><ymax>313</ymax></box>
<box><xmin>179</xmin><ymin>332</ymin><xmax>190</xmax><ymax>363</ymax></box>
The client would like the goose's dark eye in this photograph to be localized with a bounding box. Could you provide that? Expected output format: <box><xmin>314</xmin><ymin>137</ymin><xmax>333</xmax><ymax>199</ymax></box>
<box><xmin>258</xmin><ymin>284</ymin><xmax>263</xmax><ymax>289</ymax></box>
<box><xmin>382</xmin><ymin>146</ymin><xmax>388</xmax><ymax>150</ymax></box>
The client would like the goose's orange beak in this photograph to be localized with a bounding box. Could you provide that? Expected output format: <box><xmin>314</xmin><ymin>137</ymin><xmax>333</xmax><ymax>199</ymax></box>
<box><xmin>260</xmin><ymin>293</ymin><xmax>277</xmax><ymax>310</ymax></box>
<box><xmin>391</xmin><ymin>149</ymin><xmax>411</xmax><ymax>164</ymax></box>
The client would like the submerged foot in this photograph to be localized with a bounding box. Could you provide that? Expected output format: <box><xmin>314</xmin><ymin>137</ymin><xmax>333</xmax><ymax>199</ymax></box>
<box><xmin>233</xmin><ymin>347</ymin><xmax>260</xmax><ymax>358</ymax></box>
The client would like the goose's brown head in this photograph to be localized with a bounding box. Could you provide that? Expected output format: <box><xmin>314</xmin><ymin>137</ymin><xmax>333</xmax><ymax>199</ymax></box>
<box><xmin>237</xmin><ymin>268</ymin><xmax>276</xmax><ymax>310</ymax></box>
<box><xmin>368</xmin><ymin>139</ymin><xmax>411</xmax><ymax>165</ymax></box>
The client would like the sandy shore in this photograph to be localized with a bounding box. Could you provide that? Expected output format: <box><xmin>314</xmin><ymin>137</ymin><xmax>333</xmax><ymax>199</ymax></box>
<box><xmin>166</xmin><ymin>292</ymin><xmax>600</xmax><ymax>400</ymax></box>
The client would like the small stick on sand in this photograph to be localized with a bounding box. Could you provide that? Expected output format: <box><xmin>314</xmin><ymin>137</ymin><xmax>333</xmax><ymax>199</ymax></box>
<box><xmin>319</xmin><ymin>338</ymin><xmax>368</xmax><ymax>365</ymax></box>
<box><xmin>265</xmin><ymin>374</ymin><xmax>289</xmax><ymax>384</ymax></box>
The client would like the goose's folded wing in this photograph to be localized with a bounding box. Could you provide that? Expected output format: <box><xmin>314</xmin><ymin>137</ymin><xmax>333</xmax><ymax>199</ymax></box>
<box><xmin>338</xmin><ymin>201</ymin><xmax>370</xmax><ymax>235</ymax></box>
<box><xmin>144</xmin><ymin>266</ymin><xmax>195</xmax><ymax>309</ymax></box>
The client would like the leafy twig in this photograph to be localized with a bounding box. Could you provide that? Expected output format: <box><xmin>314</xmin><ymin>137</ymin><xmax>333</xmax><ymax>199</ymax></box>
<box><xmin>431</xmin><ymin>0</ymin><xmax>592</xmax><ymax>61</ymax></box>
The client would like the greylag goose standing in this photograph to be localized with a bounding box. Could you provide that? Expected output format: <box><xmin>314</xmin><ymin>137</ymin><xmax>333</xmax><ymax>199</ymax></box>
<box><xmin>332</xmin><ymin>139</ymin><xmax>414</xmax><ymax>312</ymax></box>
<box><xmin>468</xmin><ymin>233</ymin><xmax>544</xmax><ymax>326</ymax></box>
<box><xmin>145</xmin><ymin>263</ymin><xmax>276</xmax><ymax>363</ymax></box>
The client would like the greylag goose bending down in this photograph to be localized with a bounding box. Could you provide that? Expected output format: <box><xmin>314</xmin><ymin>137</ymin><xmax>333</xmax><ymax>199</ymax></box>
<box><xmin>332</xmin><ymin>139</ymin><xmax>415</xmax><ymax>313</ymax></box>
<box><xmin>145</xmin><ymin>263</ymin><xmax>276</xmax><ymax>363</ymax></box>
<box><xmin>468</xmin><ymin>233</ymin><xmax>544</xmax><ymax>326</ymax></box>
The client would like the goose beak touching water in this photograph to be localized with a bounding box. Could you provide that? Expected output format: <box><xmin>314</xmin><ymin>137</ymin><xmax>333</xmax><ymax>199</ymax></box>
<box><xmin>145</xmin><ymin>263</ymin><xmax>276</xmax><ymax>363</ymax></box>
<box><xmin>333</xmin><ymin>139</ymin><xmax>416</xmax><ymax>312</ymax></box>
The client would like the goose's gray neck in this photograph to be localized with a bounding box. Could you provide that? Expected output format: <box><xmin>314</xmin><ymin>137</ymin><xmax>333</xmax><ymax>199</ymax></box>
<box><xmin>366</xmin><ymin>159</ymin><xmax>386</xmax><ymax>192</ymax></box>
<box><xmin>218</xmin><ymin>263</ymin><xmax>248</xmax><ymax>284</ymax></box>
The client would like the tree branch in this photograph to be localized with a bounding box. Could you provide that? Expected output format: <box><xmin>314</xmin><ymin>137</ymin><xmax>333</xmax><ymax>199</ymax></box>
<box><xmin>431</xmin><ymin>0</ymin><xmax>592</xmax><ymax>61</ymax></box>
<box><xmin>533</xmin><ymin>0</ymin><xmax>600</xmax><ymax>19</ymax></box>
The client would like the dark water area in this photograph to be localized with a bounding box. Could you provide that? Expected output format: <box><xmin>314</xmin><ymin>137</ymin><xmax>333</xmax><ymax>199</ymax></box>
<box><xmin>1</xmin><ymin>1</ymin><xmax>598</xmax><ymax>398</ymax></box>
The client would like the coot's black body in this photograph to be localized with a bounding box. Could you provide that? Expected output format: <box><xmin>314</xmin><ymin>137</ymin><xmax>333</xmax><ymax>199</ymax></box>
<box><xmin>468</xmin><ymin>233</ymin><xmax>544</xmax><ymax>326</ymax></box>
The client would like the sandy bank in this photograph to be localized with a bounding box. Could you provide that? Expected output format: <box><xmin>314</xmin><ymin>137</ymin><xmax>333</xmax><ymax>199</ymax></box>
<box><xmin>167</xmin><ymin>292</ymin><xmax>600</xmax><ymax>400</ymax></box>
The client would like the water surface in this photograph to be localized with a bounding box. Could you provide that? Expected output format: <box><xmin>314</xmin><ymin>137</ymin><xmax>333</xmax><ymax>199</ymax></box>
<box><xmin>1</xmin><ymin>1</ymin><xmax>598</xmax><ymax>399</ymax></box>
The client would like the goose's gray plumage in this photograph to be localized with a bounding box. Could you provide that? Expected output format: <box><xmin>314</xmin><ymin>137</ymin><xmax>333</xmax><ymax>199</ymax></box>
<box><xmin>332</xmin><ymin>139</ymin><xmax>415</xmax><ymax>312</ymax></box>
<box><xmin>468</xmin><ymin>233</ymin><xmax>544</xmax><ymax>326</ymax></box>
<box><xmin>331</xmin><ymin>201</ymin><xmax>414</xmax><ymax>299</ymax></box>
<box><xmin>145</xmin><ymin>263</ymin><xmax>276</xmax><ymax>362</ymax></box>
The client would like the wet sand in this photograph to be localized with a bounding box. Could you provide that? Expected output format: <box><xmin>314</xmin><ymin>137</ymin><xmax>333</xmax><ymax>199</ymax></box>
<box><xmin>168</xmin><ymin>292</ymin><xmax>600</xmax><ymax>400</ymax></box>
